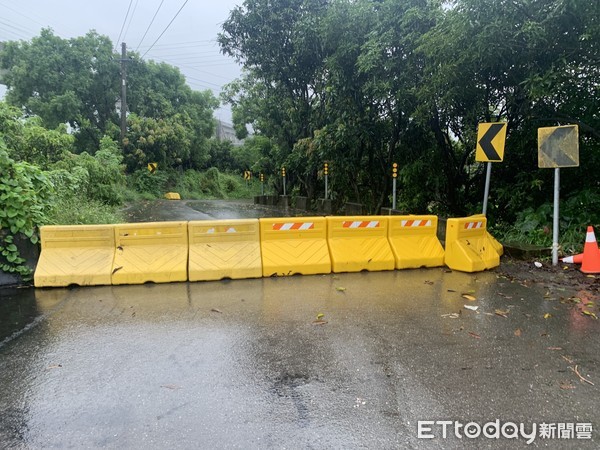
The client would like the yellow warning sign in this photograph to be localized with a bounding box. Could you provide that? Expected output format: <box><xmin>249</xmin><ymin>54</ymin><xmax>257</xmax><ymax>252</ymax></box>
<box><xmin>259</xmin><ymin>217</ymin><xmax>330</xmax><ymax>276</ymax></box>
<box><xmin>112</xmin><ymin>221</ymin><xmax>188</xmax><ymax>285</ymax></box>
<box><xmin>188</xmin><ymin>219</ymin><xmax>262</xmax><ymax>281</ymax></box>
<box><xmin>538</xmin><ymin>125</ymin><xmax>579</xmax><ymax>168</ymax></box>
<box><xmin>148</xmin><ymin>162</ymin><xmax>158</xmax><ymax>174</ymax></box>
<box><xmin>476</xmin><ymin>122</ymin><xmax>507</xmax><ymax>162</ymax></box>
<box><xmin>326</xmin><ymin>216</ymin><xmax>395</xmax><ymax>273</ymax></box>
<box><xmin>244</xmin><ymin>170</ymin><xmax>252</xmax><ymax>180</ymax></box>
<box><xmin>34</xmin><ymin>225</ymin><xmax>116</xmax><ymax>287</ymax></box>
<box><xmin>388</xmin><ymin>216</ymin><xmax>444</xmax><ymax>269</ymax></box>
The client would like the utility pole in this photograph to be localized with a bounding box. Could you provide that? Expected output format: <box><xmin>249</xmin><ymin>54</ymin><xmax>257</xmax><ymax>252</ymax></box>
<box><xmin>120</xmin><ymin>42</ymin><xmax>128</xmax><ymax>147</ymax></box>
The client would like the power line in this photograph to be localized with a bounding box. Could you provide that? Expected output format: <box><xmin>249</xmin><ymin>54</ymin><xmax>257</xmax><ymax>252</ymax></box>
<box><xmin>122</xmin><ymin>0</ymin><xmax>140</xmax><ymax>43</ymax></box>
<box><xmin>141</xmin><ymin>0</ymin><xmax>189</xmax><ymax>59</ymax></box>
<box><xmin>114</xmin><ymin>0</ymin><xmax>134</xmax><ymax>51</ymax></box>
<box><xmin>135</xmin><ymin>0</ymin><xmax>165</xmax><ymax>52</ymax></box>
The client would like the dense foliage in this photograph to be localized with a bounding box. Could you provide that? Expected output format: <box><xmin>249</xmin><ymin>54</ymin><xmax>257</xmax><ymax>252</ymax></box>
<box><xmin>219</xmin><ymin>0</ymin><xmax>600</xmax><ymax>231</ymax></box>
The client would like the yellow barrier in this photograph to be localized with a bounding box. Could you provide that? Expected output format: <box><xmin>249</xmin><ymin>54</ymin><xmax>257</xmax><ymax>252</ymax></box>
<box><xmin>164</xmin><ymin>192</ymin><xmax>181</xmax><ymax>200</ymax></box>
<box><xmin>444</xmin><ymin>215</ymin><xmax>500</xmax><ymax>272</ymax></box>
<box><xmin>259</xmin><ymin>217</ymin><xmax>330</xmax><ymax>276</ymax></box>
<box><xmin>327</xmin><ymin>216</ymin><xmax>395</xmax><ymax>273</ymax></box>
<box><xmin>388</xmin><ymin>216</ymin><xmax>445</xmax><ymax>269</ymax></box>
<box><xmin>188</xmin><ymin>219</ymin><xmax>262</xmax><ymax>281</ymax></box>
<box><xmin>34</xmin><ymin>225</ymin><xmax>115</xmax><ymax>287</ymax></box>
<box><xmin>112</xmin><ymin>221</ymin><xmax>188</xmax><ymax>284</ymax></box>
<box><xmin>471</xmin><ymin>214</ymin><xmax>504</xmax><ymax>256</ymax></box>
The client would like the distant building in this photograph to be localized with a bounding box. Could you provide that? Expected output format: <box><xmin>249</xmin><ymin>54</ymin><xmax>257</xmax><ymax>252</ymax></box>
<box><xmin>215</xmin><ymin>119</ymin><xmax>244</xmax><ymax>146</ymax></box>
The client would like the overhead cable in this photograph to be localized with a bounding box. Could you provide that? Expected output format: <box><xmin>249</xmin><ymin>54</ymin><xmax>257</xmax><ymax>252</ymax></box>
<box><xmin>141</xmin><ymin>0</ymin><xmax>189</xmax><ymax>59</ymax></box>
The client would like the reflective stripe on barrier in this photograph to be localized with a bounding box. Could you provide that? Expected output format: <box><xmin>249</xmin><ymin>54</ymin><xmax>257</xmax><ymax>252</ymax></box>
<box><xmin>444</xmin><ymin>215</ymin><xmax>500</xmax><ymax>272</ymax></box>
<box><xmin>188</xmin><ymin>219</ymin><xmax>262</xmax><ymax>281</ymax></box>
<box><xmin>34</xmin><ymin>225</ymin><xmax>116</xmax><ymax>287</ymax></box>
<box><xmin>112</xmin><ymin>222</ymin><xmax>188</xmax><ymax>284</ymax></box>
<box><xmin>260</xmin><ymin>217</ymin><xmax>330</xmax><ymax>276</ymax></box>
<box><xmin>388</xmin><ymin>215</ymin><xmax>445</xmax><ymax>269</ymax></box>
<box><xmin>327</xmin><ymin>216</ymin><xmax>395</xmax><ymax>273</ymax></box>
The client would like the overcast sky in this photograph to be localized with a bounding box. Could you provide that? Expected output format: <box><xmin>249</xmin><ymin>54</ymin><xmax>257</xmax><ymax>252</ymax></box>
<box><xmin>0</xmin><ymin>0</ymin><xmax>243</xmax><ymax>122</ymax></box>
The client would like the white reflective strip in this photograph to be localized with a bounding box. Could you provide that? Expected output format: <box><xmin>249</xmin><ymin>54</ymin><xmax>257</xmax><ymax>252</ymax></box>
<box><xmin>299</xmin><ymin>223</ymin><xmax>313</xmax><ymax>230</ymax></box>
<box><xmin>349</xmin><ymin>222</ymin><xmax>360</xmax><ymax>228</ymax></box>
<box><xmin>226</xmin><ymin>228</ymin><xmax>236</xmax><ymax>233</ymax></box>
<box><xmin>586</xmin><ymin>231</ymin><xmax>596</xmax><ymax>243</ymax></box>
<box><xmin>401</xmin><ymin>220</ymin><xmax>408</xmax><ymax>227</ymax></box>
<box><xmin>207</xmin><ymin>228</ymin><xmax>215</xmax><ymax>234</ymax></box>
<box><xmin>366</xmin><ymin>221</ymin><xmax>379</xmax><ymax>228</ymax></box>
<box><xmin>281</xmin><ymin>223</ymin><xmax>294</xmax><ymax>231</ymax></box>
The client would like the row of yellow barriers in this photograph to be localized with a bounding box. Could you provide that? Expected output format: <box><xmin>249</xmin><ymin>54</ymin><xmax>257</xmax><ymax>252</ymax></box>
<box><xmin>34</xmin><ymin>215</ymin><xmax>503</xmax><ymax>287</ymax></box>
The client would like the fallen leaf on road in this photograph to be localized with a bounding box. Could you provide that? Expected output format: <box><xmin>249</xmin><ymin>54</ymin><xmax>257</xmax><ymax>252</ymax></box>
<box><xmin>161</xmin><ymin>384</ymin><xmax>181</xmax><ymax>390</ymax></box>
<box><xmin>424</xmin><ymin>280</ymin><xmax>434</xmax><ymax>285</ymax></box>
<box><xmin>534</xmin><ymin>261</ymin><xmax>543</xmax><ymax>268</ymax></box>
<box><xmin>447</xmin><ymin>289</ymin><xmax>456</xmax><ymax>293</ymax></box>
<box><xmin>335</xmin><ymin>286</ymin><xmax>346</xmax><ymax>292</ymax></box>
<box><xmin>464</xmin><ymin>305</ymin><xmax>478</xmax><ymax>311</ymax></box>
<box><xmin>211</xmin><ymin>308</ymin><xmax>222</xmax><ymax>314</ymax></box>
<box><xmin>582</xmin><ymin>310</ymin><xmax>598</xmax><ymax>319</ymax></box>
<box><xmin>544</xmin><ymin>313</ymin><xmax>552</xmax><ymax>319</ymax></box>
<box><xmin>570</xmin><ymin>365</ymin><xmax>595</xmax><ymax>386</ymax></box>
<box><xmin>462</xmin><ymin>294</ymin><xmax>477</xmax><ymax>301</ymax></box>
<box><xmin>514</xmin><ymin>329</ymin><xmax>522</xmax><ymax>337</ymax></box>
<box><xmin>585</xmin><ymin>302</ymin><xmax>595</xmax><ymax>307</ymax></box>
<box><xmin>560</xmin><ymin>381</ymin><xmax>576</xmax><ymax>390</ymax></box>
<box><xmin>313</xmin><ymin>319</ymin><xmax>328</xmax><ymax>325</ymax></box>
<box><xmin>586</xmin><ymin>275</ymin><xmax>596</xmax><ymax>278</ymax></box>
<box><xmin>46</xmin><ymin>364</ymin><xmax>62</xmax><ymax>370</ymax></box>
<box><xmin>547</xmin><ymin>347</ymin><xmax>563</xmax><ymax>351</ymax></box>
<box><xmin>441</xmin><ymin>313</ymin><xmax>460</xmax><ymax>319</ymax></box>
<box><xmin>495</xmin><ymin>309</ymin><xmax>509</xmax><ymax>318</ymax></box>
<box><xmin>497</xmin><ymin>293</ymin><xmax>513</xmax><ymax>299</ymax></box>
<box><xmin>316</xmin><ymin>313</ymin><xmax>325</xmax><ymax>320</ymax></box>
<box><xmin>468</xmin><ymin>331</ymin><xmax>481</xmax><ymax>339</ymax></box>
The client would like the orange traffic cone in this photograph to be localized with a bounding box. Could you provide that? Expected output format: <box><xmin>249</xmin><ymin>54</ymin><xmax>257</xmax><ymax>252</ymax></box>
<box><xmin>562</xmin><ymin>253</ymin><xmax>583</xmax><ymax>264</ymax></box>
<box><xmin>580</xmin><ymin>226</ymin><xmax>600</xmax><ymax>274</ymax></box>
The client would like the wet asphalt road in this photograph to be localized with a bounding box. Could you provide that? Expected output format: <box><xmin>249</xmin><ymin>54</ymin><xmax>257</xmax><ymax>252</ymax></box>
<box><xmin>1</xmin><ymin>200</ymin><xmax>599</xmax><ymax>449</ymax></box>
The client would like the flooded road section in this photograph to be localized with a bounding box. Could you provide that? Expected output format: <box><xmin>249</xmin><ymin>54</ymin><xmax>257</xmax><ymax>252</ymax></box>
<box><xmin>1</xmin><ymin>269</ymin><xmax>599</xmax><ymax>448</ymax></box>
<box><xmin>123</xmin><ymin>199</ymin><xmax>296</xmax><ymax>223</ymax></box>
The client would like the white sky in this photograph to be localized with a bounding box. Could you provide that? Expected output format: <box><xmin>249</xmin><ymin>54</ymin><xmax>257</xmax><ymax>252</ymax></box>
<box><xmin>0</xmin><ymin>0</ymin><xmax>243</xmax><ymax>122</ymax></box>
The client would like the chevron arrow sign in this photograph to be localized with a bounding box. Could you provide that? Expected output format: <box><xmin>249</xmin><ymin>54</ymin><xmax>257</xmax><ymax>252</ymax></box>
<box><xmin>538</xmin><ymin>125</ymin><xmax>579</xmax><ymax>168</ymax></box>
<box><xmin>476</xmin><ymin>122</ymin><xmax>507</xmax><ymax>162</ymax></box>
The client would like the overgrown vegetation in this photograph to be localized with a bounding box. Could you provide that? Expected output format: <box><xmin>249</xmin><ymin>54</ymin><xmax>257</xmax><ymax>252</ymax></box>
<box><xmin>219</xmin><ymin>0</ymin><xmax>600</xmax><ymax>245</ymax></box>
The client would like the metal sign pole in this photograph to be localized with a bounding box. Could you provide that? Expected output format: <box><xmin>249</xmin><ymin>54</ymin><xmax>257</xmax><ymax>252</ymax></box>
<box><xmin>325</xmin><ymin>175</ymin><xmax>328</xmax><ymax>200</ymax></box>
<box><xmin>552</xmin><ymin>168</ymin><xmax>560</xmax><ymax>266</ymax></box>
<box><xmin>482</xmin><ymin>162</ymin><xmax>492</xmax><ymax>215</ymax></box>
<box><xmin>392</xmin><ymin>178</ymin><xmax>397</xmax><ymax>210</ymax></box>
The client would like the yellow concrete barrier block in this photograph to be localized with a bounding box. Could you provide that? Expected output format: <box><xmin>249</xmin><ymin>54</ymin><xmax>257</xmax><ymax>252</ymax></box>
<box><xmin>112</xmin><ymin>222</ymin><xmax>188</xmax><ymax>284</ymax></box>
<box><xmin>471</xmin><ymin>214</ymin><xmax>504</xmax><ymax>256</ymax></box>
<box><xmin>444</xmin><ymin>216</ymin><xmax>500</xmax><ymax>272</ymax></box>
<box><xmin>34</xmin><ymin>225</ymin><xmax>115</xmax><ymax>287</ymax></box>
<box><xmin>327</xmin><ymin>216</ymin><xmax>395</xmax><ymax>273</ymax></box>
<box><xmin>259</xmin><ymin>217</ymin><xmax>331</xmax><ymax>276</ymax></box>
<box><xmin>388</xmin><ymin>215</ymin><xmax>445</xmax><ymax>269</ymax></box>
<box><xmin>165</xmin><ymin>192</ymin><xmax>181</xmax><ymax>200</ymax></box>
<box><xmin>188</xmin><ymin>219</ymin><xmax>262</xmax><ymax>281</ymax></box>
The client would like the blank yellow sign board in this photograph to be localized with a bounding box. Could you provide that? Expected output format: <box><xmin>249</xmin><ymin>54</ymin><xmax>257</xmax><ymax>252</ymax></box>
<box><xmin>34</xmin><ymin>225</ymin><xmax>115</xmax><ymax>287</ymax></box>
